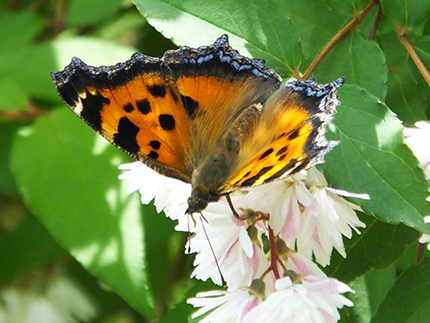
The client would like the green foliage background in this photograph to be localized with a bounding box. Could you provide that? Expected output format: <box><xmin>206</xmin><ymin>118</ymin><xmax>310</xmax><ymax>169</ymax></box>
<box><xmin>1</xmin><ymin>0</ymin><xmax>430</xmax><ymax>322</ymax></box>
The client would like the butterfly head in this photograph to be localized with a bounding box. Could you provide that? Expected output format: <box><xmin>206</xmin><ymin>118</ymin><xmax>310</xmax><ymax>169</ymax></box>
<box><xmin>186</xmin><ymin>184</ymin><xmax>221</xmax><ymax>214</ymax></box>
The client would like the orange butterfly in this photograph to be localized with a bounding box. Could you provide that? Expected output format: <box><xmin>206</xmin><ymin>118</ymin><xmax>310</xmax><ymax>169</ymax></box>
<box><xmin>51</xmin><ymin>35</ymin><xmax>343</xmax><ymax>214</ymax></box>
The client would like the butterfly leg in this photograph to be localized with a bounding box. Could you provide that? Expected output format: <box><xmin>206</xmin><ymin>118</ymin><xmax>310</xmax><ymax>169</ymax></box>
<box><xmin>226</xmin><ymin>194</ymin><xmax>240</xmax><ymax>219</ymax></box>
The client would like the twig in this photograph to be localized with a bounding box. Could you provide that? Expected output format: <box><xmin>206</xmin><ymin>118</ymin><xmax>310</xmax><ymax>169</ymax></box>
<box><xmin>396</xmin><ymin>26</ymin><xmax>430</xmax><ymax>88</ymax></box>
<box><xmin>303</xmin><ymin>0</ymin><xmax>378</xmax><ymax>79</ymax></box>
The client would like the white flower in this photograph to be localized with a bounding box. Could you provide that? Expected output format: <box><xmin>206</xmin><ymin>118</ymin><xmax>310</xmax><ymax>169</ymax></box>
<box><xmin>187</xmin><ymin>288</ymin><xmax>261</xmax><ymax>323</ymax></box>
<box><xmin>185</xmin><ymin>200</ymin><xmax>269</xmax><ymax>289</ymax></box>
<box><xmin>241</xmin><ymin>275</ymin><xmax>352</xmax><ymax>323</ymax></box>
<box><xmin>404</xmin><ymin>121</ymin><xmax>430</xmax><ymax>179</ymax></box>
<box><xmin>295</xmin><ymin>167</ymin><xmax>367</xmax><ymax>266</ymax></box>
<box><xmin>118</xmin><ymin>162</ymin><xmax>190</xmax><ymax>219</ymax></box>
<box><xmin>239</xmin><ymin>167</ymin><xmax>367</xmax><ymax>266</ymax></box>
<box><xmin>189</xmin><ymin>252</ymin><xmax>353</xmax><ymax>323</ymax></box>
<box><xmin>419</xmin><ymin>216</ymin><xmax>430</xmax><ymax>250</ymax></box>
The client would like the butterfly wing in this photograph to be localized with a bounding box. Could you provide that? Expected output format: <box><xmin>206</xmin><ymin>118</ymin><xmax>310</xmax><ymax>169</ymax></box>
<box><xmin>163</xmin><ymin>35</ymin><xmax>282</xmax><ymax>163</ymax></box>
<box><xmin>52</xmin><ymin>54</ymin><xmax>195</xmax><ymax>182</ymax></box>
<box><xmin>220</xmin><ymin>77</ymin><xmax>344</xmax><ymax>192</ymax></box>
<box><xmin>51</xmin><ymin>35</ymin><xmax>282</xmax><ymax>185</ymax></box>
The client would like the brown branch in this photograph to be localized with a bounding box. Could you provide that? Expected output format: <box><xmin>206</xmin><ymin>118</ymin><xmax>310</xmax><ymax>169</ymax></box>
<box><xmin>303</xmin><ymin>0</ymin><xmax>379</xmax><ymax>79</ymax></box>
<box><xmin>396</xmin><ymin>26</ymin><xmax>430</xmax><ymax>88</ymax></box>
<box><xmin>0</xmin><ymin>108</ymin><xmax>47</xmax><ymax>121</ymax></box>
<box><xmin>369</xmin><ymin>5</ymin><xmax>383</xmax><ymax>40</ymax></box>
<box><xmin>267</xmin><ymin>226</ymin><xmax>280</xmax><ymax>280</ymax></box>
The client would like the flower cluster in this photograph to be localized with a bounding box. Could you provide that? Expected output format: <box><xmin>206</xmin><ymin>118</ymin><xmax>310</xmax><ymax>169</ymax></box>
<box><xmin>119</xmin><ymin>162</ymin><xmax>369</xmax><ymax>323</ymax></box>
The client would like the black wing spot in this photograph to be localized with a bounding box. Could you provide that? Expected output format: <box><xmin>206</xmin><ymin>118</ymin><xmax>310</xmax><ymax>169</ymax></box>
<box><xmin>147</xmin><ymin>84</ymin><xmax>166</xmax><ymax>98</ymax></box>
<box><xmin>278</xmin><ymin>154</ymin><xmax>287</xmax><ymax>161</ymax></box>
<box><xmin>241</xmin><ymin>166</ymin><xmax>273</xmax><ymax>186</ymax></box>
<box><xmin>113</xmin><ymin>117</ymin><xmax>140</xmax><ymax>154</ymax></box>
<box><xmin>148</xmin><ymin>151</ymin><xmax>159</xmax><ymax>159</ymax></box>
<box><xmin>264</xmin><ymin>158</ymin><xmax>299</xmax><ymax>183</ymax></box>
<box><xmin>181</xmin><ymin>95</ymin><xmax>199</xmax><ymax>119</ymax></box>
<box><xmin>136</xmin><ymin>99</ymin><xmax>151</xmax><ymax>115</ymax></box>
<box><xmin>149</xmin><ymin>140</ymin><xmax>161</xmax><ymax>150</ymax></box>
<box><xmin>159</xmin><ymin>114</ymin><xmax>175</xmax><ymax>131</ymax></box>
<box><xmin>259</xmin><ymin>148</ymin><xmax>274</xmax><ymax>160</ymax></box>
<box><xmin>80</xmin><ymin>90</ymin><xmax>110</xmax><ymax>132</ymax></box>
<box><xmin>276</xmin><ymin>146</ymin><xmax>288</xmax><ymax>156</ymax></box>
<box><xmin>123</xmin><ymin>103</ymin><xmax>134</xmax><ymax>113</ymax></box>
<box><xmin>289</xmin><ymin>129</ymin><xmax>300</xmax><ymax>140</ymax></box>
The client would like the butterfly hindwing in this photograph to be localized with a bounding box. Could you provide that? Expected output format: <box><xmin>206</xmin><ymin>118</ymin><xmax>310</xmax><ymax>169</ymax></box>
<box><xmin>220</xmin><ymin>77</ymin><xmax>344</xmax><ymax>192</ymax></box>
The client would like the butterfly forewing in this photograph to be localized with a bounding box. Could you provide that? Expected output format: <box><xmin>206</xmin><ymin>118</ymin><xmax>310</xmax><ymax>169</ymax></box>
<box><xmin>51</xmin><ymin>55</ymin><xmax>193</xmax><ymax>182</ymax></box>
<box><xmin>163</xmin><ymin>35</ymin><xmax>282</xmax><ymax>160</ymax></box>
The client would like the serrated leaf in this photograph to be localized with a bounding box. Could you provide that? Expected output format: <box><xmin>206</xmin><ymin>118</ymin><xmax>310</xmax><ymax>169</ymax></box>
<box><xmin>272</xmin><ymin>0</ymin><xmax>348</xmax><ymax>62</ymax></box>
<box><xmin>133</xmin><ymin>0</ymin><xmax>301</xmax><ymax>76</ymax></box>
<box><xmin>340</xmin><ymin>265</ymin><xmax>396</xmax><ymax>323</ymax></box>
<box><xmin>320</xmin><ymin>85</ymin><xmax>430</xmax><ymax>234</ymax></box>
<box><xmin>412</xmin><ymin>35</ymin><xmax>430</xmax><ymax>70</ymax></box>
<box><xmin>314</xmin><ymin>31</ymin><xmax>387</xmax><ymax>100</ymax></box>
<box><xmin>379</xmin><ymin>31</ymin><xmax>428</xmax><ymax>125</ymax></box>
<box><xmin>322</xmin><ymin>0</ymin><xmax>370</xmax><ymax>16</ymax></box>
<box><xmin>371</xmin><ymin>257</ymin><xmax>430</xmax><ymax>323</ymax></box>
<box><xmin>11</xmin><ymin>109</ymin><xmax>156</xmax><ymax>318</ymax></box>
<box><xmin>381</xmin><ymin>0</ymin><xmax>430</xmax><ymax>28</ymax></box>
<box><xmin>326</xmin><ymin>215</ymin><xmax>419</xmax><ymax>282</ymax></box>
<box><xmin>386</xmin><ymin>59</ymin><xmax>427</xmax><ymax>125</ymax></box>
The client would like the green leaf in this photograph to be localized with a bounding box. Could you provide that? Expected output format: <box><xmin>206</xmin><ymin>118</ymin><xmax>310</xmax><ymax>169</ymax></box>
<box><xmin>0</xmin><ymin>121</ymin><xmax>28</xmax><ymax>197</ymax></box>
<box><xmin>322</xmin><ymin>0</ymin><xmax>370</xmax><ymax>16</ymax></box>
<box><xmin>377</xmin><ymin>31</ymin><xmax>427</xmax><ymax>125</ymax></box>
<box><xmin>386</xmin><ymin>59</ymin><xmax>427</xmax><ymax>125</ymax></box>
<box><xmin>0</xmin><ymin>37</ymin><xmax>135</xmax><ymax>105</ymax></box>
<box><xmin>371</xmin><ymin>257</ymin><xmax>430</xmax><ymax>323</ymax></box>
<box><xmin>413</xmin><ymin>35</ymin><xmax>430</xmax><ymax>70</ymax></box>
<box><xmin>320</xmin><ymin>85</ymin><xmax>430</xmax><ymax>234</ymax></box>
<box><xmin>381</xmin><ymin>0</ymin><xmax>430</xmax><ymax>28</ymax></box>
<box><xmin>133</xmin><ymin>0</ymin><xmax>301</xmax><ymax>76</ymax></box>
<box><xmin>65</xmin><ymin>0</ymin><xmax>125</xmax><ymax>26</ymax></box>
<box><xmin>11</xmin><ymin>109</ymin><xmax>156</xmax><ymax>318</ymax></box>
<box><xmin>0</xmin><ymin>11</ymin><xmax>43</xmax><ymax>49</ymax></box>
<box><xmin>314</xmin><ymin>31</ymin><xmax>387</xmax><ymax>100</ymax></box>
<box><xmin>0</xmin><ymin>79</ymin><xmax>27</xmax><ymax>110</ymax></box>
<box><xmin>341</xmin><ymin>265</ymin><xmax>396</xmax><ymax>323</ymax></box>
<box><xmin>273</xmin><ymin>0</ymin><xmax>348</xmax><ymax>63</ymax></box>
<box><xmin>326</xmin><ymin>215</ymin><xmax>419</xmax><ymax>282</ymax></box>
<box><xmin>0</xmin><ymin>216</ymin><xmax>65</xmax><ymax>288</ymax></box>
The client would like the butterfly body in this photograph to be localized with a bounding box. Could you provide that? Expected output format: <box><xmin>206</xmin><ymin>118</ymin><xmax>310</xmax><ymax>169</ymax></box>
<box><xmin>51</xmin><ymin>35</ymin><xmax>343</xmax><ymax>214</ymax></box>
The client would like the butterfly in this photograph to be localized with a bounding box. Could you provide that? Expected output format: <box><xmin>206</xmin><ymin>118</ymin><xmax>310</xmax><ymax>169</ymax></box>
<box><xmin>51</xmin><ymin>34</ymin><xmax>344</xmax><ymax>214</ymax></box>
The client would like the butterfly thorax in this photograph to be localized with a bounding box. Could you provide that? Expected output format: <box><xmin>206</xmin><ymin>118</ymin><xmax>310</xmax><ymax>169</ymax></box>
<box><xmin>186</xmin><ymin>151</ymin><xmax>233</xmax><ymax>214</ymax></box>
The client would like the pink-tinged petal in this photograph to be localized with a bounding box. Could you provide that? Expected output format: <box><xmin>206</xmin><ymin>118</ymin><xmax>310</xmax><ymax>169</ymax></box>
<box><xmin>326</xmin><ymin>187</ymin><xmax>370</xmax><ymax>200</ymax></box>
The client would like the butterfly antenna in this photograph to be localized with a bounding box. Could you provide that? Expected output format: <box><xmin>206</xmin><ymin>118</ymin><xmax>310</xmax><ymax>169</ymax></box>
<box><xmin>199</xmin><ymin>214</ymin><xmax>226</xmax><ymax>286</ymax></box>
<box><xmin>186</xmin><ymin>212</ymin><xmax>197</xmax><ymax>254</ymax></box>
<box><xmin>186</xmin><ymin>216</ymin><xmax>192</xmax><ymax>254</ymax></box>
<box><xmin>226</xmin><ymin>194</ymin><xmax>240</xmax><ymax>219</ymax></box>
